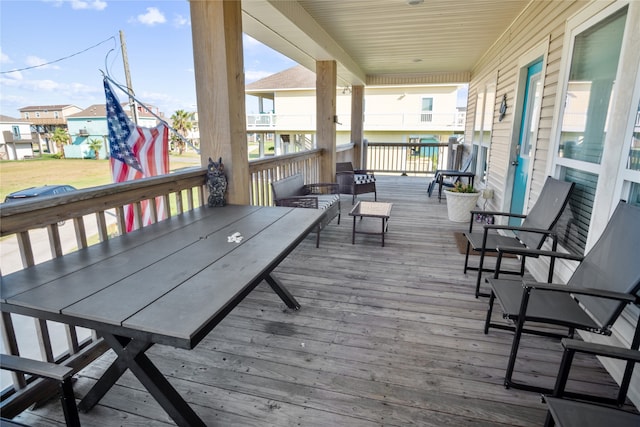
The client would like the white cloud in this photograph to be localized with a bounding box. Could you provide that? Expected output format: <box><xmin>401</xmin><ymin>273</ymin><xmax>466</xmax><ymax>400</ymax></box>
<box><xmin>71</xmin><ymin>0</ymin><xmax>107</xmax><ymax>10</ymax></box>
<box><xmin>173</xmin><ymin>14</ymin><xmax>189</xmax><ymax>28</ymax></box>
<box><xmin>25</xmin><ymin>55</ymin><xmax>61</xmax><ymax>70</ymax></box>
<box><xmin>245</xmin><ymin>70</ymin><xmax>272</xmax><ymax>83</ymax></box>
<box><xmin>46</xmin><ymin>0</ymin><xmax>107</xmax><ymax>11</ymax></box>
<box><xmin>136</xmin><ymin>7</ymin><xmax>166</xmax><ymax>26</ymax></box>
<box><xmin>1</xmin><ymin>48</ymin><xmax>12</xmax><ymax>64</ymax></box>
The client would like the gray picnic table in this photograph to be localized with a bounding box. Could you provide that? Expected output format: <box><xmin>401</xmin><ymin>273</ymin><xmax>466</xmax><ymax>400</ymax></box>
<box><xmin>1</xmin><ymin>204</ymin><xmax>324</xmax><ymax>427</ymax></box>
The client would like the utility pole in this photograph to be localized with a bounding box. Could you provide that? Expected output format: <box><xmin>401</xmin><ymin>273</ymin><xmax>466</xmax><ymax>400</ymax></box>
<box><xmin>119</xmin><ymin>30</ymin><xmax>139</xmax><ymax>125</ymax></box>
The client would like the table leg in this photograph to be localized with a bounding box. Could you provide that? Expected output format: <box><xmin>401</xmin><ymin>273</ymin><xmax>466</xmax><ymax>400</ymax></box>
<box><xmin>352</xmin><ymin>215</ymin><xmax>357</xmax><ymax>244</ymax></box>
<box><xmin>264</xmin><ymin>273</ymin><xmax>301</xmax><ymax>310</ymax></box>
<box><xmin>381</xmin><ymin>218</ymin><xmax>385</xmax><ymax>247</ymax></box>
<box><xmin>81</xmin><ymin>333</ymin><xmax>206</xmax><ymax>427</ymax></box>
<box><xmin>438</xmin><ymin>176</ymin><xmax>444</xmax><ymax>202</ymax></box>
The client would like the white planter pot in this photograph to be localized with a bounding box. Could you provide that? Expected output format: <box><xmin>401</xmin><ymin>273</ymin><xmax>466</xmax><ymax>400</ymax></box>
<box><xmin>443</xmin><ymin>190</ymin><xmax>480</xmax><ymax>222</ymax></box>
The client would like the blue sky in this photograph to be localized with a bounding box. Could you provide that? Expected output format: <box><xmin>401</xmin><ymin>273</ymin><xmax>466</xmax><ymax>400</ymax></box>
<box><xmin>0</xmin><ymin>0</ymin><xmax>296</xmax><ymax>118</ymax></box>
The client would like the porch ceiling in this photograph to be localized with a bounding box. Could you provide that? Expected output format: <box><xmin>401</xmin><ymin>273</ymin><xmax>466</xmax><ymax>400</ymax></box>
<box><xmin>241</xmin><ymin>0</ymin><xmax>530</xmax><ymax>86</ymax></box>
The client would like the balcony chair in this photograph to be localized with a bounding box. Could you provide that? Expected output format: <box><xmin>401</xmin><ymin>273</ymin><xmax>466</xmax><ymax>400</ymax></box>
<box><xmin>484</xmin><ymin>201</ymin><xmax>640</xmax><ymax>398</ymax></box>
<box><xmin>542</xmin><ymin>339</ymin><xmax>640</xmax><ymax>427</ymax></box>
<box><xmin>1</xmin><ymin>354</ymin><xmax>81</xmax><ymax>426</ymax></box>
<box><xmin>335</xmin><ymin>162</ymin><xmax>377</xmax><ymax>204</ymax></box>
<box><xmin>427</xmin><ymin>155</ymin><xmax>474</xmax><ymax>201</ymax></box>
<box><xmin>271</xmin><ymin>173</ymin><xmax>340</xmax><ymax>248</ymax></box>
<box><xmin>463</xmin><ymin>176</ymin><xmax>574</xmax><ymax>297</ymax></box>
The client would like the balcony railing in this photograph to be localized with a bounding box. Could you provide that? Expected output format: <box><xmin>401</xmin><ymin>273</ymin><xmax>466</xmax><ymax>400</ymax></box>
<box><xmin>245</xmin><ymin>112</ymin><xmax>466</xmax><ymax>131</ymax></box>
<box><xmin>365</xmin><ymin>142</ymin><xmax>453</xmax><ymax>175</ymax></box>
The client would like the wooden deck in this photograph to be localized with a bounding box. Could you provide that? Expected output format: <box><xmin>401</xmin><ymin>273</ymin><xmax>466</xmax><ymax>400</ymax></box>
<box><xmin>12</xmin><ymin>175</ymin><xmax>623</xmax><ymax>426</ymax></box>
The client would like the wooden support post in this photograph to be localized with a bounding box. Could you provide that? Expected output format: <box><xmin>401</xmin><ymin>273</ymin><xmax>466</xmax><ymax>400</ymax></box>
<box><xmin>316</xmin><ymin>60</ymin><xmax>337</xmax><ymax>184</ymax></box>
<box><xmin>351</xmin><ymin>85</ymin><xmax>364</xmax><ymax>169</ymax></box>
<box><xmin>190</xmin><ymin>0</ymin><xmax>249</xmax><ymax>204</ymax></box>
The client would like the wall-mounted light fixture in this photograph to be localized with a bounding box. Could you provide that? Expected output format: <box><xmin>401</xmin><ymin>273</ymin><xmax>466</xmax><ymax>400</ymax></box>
<box><xmin>499</xmin><ymin>94</ymin><xmax>507</xmax><ymax>121</ymax></box>
<box><xmin>342</xmin><ymin>86</ymin><xmax>352</xmax><ymax>95</ymax></box>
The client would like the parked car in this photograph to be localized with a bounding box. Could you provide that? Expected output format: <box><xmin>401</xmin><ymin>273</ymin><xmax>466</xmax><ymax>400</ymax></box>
<box><xmin>3</xmin><ymin>185</ymin><xmax>77</xmax><ymax>225</ymax></box>
<box><xmin>3</xmin><ymin>185</ymin><xmax>77</xmax><ymax>203</ymax></box>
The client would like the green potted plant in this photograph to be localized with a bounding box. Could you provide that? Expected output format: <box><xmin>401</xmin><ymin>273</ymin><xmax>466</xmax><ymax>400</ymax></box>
<box><xmin>443</xmin><ymin>181</ymin><xmax>480</xmax><ymax>222</ymax></box>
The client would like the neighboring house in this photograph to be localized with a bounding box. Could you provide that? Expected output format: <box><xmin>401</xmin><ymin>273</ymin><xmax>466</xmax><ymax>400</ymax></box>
<box><xmin>65</xmin><ymin>103</ymin><xmax>160</xmax><ymax>159</ymax></box>
<box><xmin>245</xmin><ymin>65</ymin><xmax>465</xmax><ymax>155</ymax></box>
<box><xmin>0</xmin><ymin>115</ymin><xmax>37</xmax><ymax>160</ymax></box>
<box><xmin>18</xmin><ymin>104</ymin><xmax>82</xmax><ymax>154</ymax></box>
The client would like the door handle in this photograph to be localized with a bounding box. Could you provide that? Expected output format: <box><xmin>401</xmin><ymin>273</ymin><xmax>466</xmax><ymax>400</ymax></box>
<box><xmin>511</xmin><ymin>160</ymin><xmax>519</xmax><ymax>166</ymax></box>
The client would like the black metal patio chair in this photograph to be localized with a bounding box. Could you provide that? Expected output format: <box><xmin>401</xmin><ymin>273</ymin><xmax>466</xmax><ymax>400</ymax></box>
<box><xmin>463</xmin><ymin>176</ymin><xmax>574</xmax><ymax>297</ymax></box>
<box><xmin>542</xmin><ymin>339</ymin><xmax>640</xmax><ymax>427</ymax></box>
<box><xmin>427</xmin><ymin>155</ymin><xmax>474</xmax><ymax>201</ymax></box>
<box><xmin>484</xmin><ymin>201</ymin><xmax>640</xmax><ymax>399</ymax></box>
<box><xmin>335</xmin><ymin>162</ymin><xmax>377</xmax><ymax>204</ymax></box>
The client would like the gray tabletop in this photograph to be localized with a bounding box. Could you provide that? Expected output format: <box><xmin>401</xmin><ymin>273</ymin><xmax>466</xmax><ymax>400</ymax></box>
<box><xmin>1</xmin><ymin>204</ymin><xmax>323</xmax><ymax>349</ymax></box>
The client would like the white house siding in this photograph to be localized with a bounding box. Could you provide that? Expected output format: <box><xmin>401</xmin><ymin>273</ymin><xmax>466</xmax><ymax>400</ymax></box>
<box><xmin>468</xmin><ymin>0</ymin><xmax>640</xmax><ymax>404</ymax></box>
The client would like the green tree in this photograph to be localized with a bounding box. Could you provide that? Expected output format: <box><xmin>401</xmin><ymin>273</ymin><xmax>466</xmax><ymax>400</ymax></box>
<box><xmin>88</xmin><ymin>138</ymin><xmax>103</xmax><ymax>160</ymax></box>
<box><xmin>50</xmin><ymin>128</ymin><xmax>70</xmax><ymax>158</ymax></box>
<box><xmin>170</xmin><ymin>110</ymin><xmax>194</xmax><ymax>155</ymax></box>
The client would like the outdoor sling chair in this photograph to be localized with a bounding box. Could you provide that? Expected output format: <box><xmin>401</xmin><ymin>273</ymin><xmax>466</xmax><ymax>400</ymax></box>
<box><xmin>335</xmin><ymin>162</ymin><xmax>377</xmax><ymax>204</ymax></box>
<box><xmin>542</xmin><ymin>339</ymin><xmax>640</xmax><ymax>427</ymax></box>
<box><xmin>463</xmin><ymin>176</ymin><xmax>574</xmax><ymax>298</ymax></box>
<box><xmin>484</xmin><ymin>201</ymin><xmax>640</xmax><ymax>399</ymax></box>
<box><xmin>427</xmin><ymin>154</ymin><xmax>474</xmax><ymax>200</ymax></box>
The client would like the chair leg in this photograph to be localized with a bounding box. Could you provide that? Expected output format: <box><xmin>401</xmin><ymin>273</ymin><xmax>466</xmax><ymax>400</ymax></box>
<box><xmin>59</xmin><ymin>378</ymin><xmax>81</xmax><ymax>427</ymax></box>
<box><xmin>475</xmin><ymin>250</ymin><xmax>486</xmax><ymax>298</ymax></box>
<box><xmin>504</xmin><ymin>288</ymin><xmax>532</xmax><ymax>388</ymax></box>
<box><xmin>463</xmin><ymin>241</ymin><xmax>471</xmax><ymax>273</ymax></box>
<box><xmin>316</xmin><ymin>225</ymin><xmax>320</xmax><ymax>248</ymax></box>
<box><xmin>484</xmin><ymin>292</ymin><xmax>495</xmax><ymax>334</ymax></box>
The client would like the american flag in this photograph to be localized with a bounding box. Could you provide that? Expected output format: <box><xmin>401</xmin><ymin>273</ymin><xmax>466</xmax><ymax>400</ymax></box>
<box><xmin>104</xmin><ymin>78</ymin><xmax>169</xmax><ymax>232</ymax></box>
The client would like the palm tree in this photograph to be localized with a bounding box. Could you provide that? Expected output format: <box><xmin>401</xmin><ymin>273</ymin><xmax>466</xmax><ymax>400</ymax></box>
<box><xmin>50</xmin><ymin>128</ymin><xmax>69</xmax><ymax>158</ymax></box>
<box><xmin>170</xmin><ymin>110</ymin><xmax>194</xmax><ymax>155</ymax></box>
<box><xmin>88</xmin><ymin>138</ymin><xmax>103</xmax><ymax>160</ymax></box>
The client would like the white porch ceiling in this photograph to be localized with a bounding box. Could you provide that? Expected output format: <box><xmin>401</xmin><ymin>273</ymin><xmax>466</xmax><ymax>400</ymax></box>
<box><xmin>241</xmin><ymin>0</ymin><xmax>531</xmax><ymax>86</ymax></box>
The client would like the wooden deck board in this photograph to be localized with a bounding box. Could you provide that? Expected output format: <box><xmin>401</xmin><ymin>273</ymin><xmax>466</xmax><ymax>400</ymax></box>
<box><xmin>11</xmin><ymin>175</ymin><xmax>624</xmax><ymax>426</ymax></box>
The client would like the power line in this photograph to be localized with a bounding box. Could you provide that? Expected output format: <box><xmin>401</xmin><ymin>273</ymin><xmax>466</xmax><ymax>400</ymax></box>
<box><xmin>0</xmin><ymin>36</ymin><xmax>116</xmax><ymax>74</ymax></box>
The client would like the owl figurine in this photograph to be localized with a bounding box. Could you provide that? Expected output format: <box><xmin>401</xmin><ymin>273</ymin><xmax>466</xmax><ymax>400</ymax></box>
<box><xmin>207</xmin><ymin>157</ymin><xmax>228</xmax><ymax>207</ymax></box>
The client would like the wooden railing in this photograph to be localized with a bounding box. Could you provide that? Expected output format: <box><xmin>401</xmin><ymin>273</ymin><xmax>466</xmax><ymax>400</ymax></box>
<box><xmin>0</xmin><ymin>168</ymin><xmax>208</xmax><ymax>414</ymax></box>
<box><xmin>248</xmin><ymin>148</ymin><xmax>324</xmax><ymax>206</ymax></box>
<box><xmin>365</xmin><ymin>142</ymin><xmax>452</xmax><ymax>175</ymax></box>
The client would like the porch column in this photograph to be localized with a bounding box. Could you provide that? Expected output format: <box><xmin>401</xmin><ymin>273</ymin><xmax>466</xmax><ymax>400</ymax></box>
<box><xmin>351</xmin><ymin>85</ymin><xmax>364</xmax><ymax>169</ymax></box>
<box><xmin>190</xmin><ymin>0</ymin><xmax>249</xmax><ymax>204</ymax></box>
<box><xmin>316</xmin><ymin>60</ymin><xmax>337</xmax><ymax>183</ymax></box>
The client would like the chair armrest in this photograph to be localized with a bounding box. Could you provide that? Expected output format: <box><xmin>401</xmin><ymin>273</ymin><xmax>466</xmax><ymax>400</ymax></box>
<box><xmin>1</xmin><ymin>354</ymin><xmax>73</xmax><ymax>381</ymax></box>
<box><xmin>483</xmin><ymin>223</ymin><xmax>557</xmax><ymax>235</ymax></box>
<box><xmin>304</xmin><ymin>183</ymin><xmax>339</xmax><ymax>195</ymax></box>
<box><xmin>470</xmin><ymin>210</ymin><xmax>527</xmax><ymax>218</ymax></box>
<box><xmin>524</xmin><ymin>282</ymin><xmax>638</xmax><ymax>304</ymax></box>
<box><xmin>353</xmin><ymin>169</ymin><xmax>374</xmax><ymax>176</ymax></box>
<box><xmin>496</xmin><ymin>245</ymin><xmax>584</xmax><ymax>262</ymax></box>
<box><xmin>561</xmin><ymin>339</ymin><xmax>640</xmax><ymax>363</ymax></box>
<box><xmin>274</xmin><ymin>196</ymin><xmax>319</xmax><ymax>209</ymax></box>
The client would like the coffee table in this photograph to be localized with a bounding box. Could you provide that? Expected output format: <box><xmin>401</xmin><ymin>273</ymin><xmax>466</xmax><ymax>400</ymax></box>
<box><xmin>349</xmin><ymin>201</ymin><xmax>393</xmax><ymax>246</ymax></box>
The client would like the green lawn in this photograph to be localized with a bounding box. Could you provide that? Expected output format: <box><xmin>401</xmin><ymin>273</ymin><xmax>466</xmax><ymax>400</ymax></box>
<box><xmin>0</xmin><ymin>154</ymin><xmax>201</xmax><ymax>202</ymax></box>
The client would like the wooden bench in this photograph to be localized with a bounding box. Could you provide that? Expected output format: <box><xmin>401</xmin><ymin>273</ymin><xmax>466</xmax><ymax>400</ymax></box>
<box><xmin>271</xmin><ymin>173</ymin><xmax>340</xmax><ymax>247</ymax></box>
<box><xmin>1</xmin><ymin>354</ymin><xmax>80</xmax><ymax>427</ymax></box>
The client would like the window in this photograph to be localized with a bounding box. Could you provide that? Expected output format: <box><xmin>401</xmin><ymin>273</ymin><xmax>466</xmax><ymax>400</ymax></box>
<box><xmin>421</xmin><ymin>97</ymin><xmax>433</xmax><ymax>122</ymax></box>
<box><xmin>35</xmin><ymin>112</ymin><xmax>40</xmax><ymax>118</ymax></box>
<box><xmin>24</xmin><ymin>112</ymin><xmax>29</xmax><ymax>119</ymax></box>
<box><xmin>553</xmin><ymin>4</ymin><xmax>629</xmax><ymax>255</ymax></box>
<box><xmin>54</xmin><ymin>111</ymin><xmax>59</xmax><ymax>119</ymax></box>
<box><xmin>471</xmin><ymin>82</ymin><xmax>496</xmax><ymax>184</ymax></box>
<box><xmin>11</xmin><ymin>126</ymin><xmax>20</xmax><ymax>139</ymax></box>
